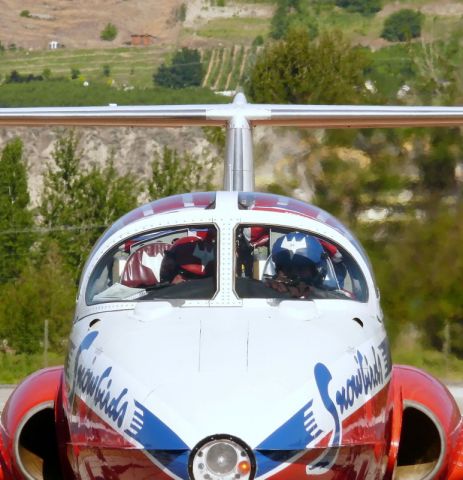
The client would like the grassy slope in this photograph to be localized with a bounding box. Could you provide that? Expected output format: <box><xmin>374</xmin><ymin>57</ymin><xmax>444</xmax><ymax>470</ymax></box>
<box><xmin>0</xmin><ymin>81</ymin><xmax>228</xmax><ymax>107</ymax></box>
<box><xmin>0</xmin><ymin>352</ymin><xmax>64</xmax><ymax>384</ymax></box>
<box><xmin>193</xmin><ymin>17</ymin><xmax>270</xmax><ymax>42</ymax></box>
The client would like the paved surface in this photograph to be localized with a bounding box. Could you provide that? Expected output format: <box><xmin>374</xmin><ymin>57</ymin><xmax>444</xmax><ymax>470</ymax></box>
<box><xmin>0</xmin><ymin>386</ymin><xmax>14</xmax><ymax>411</ymax></box>
<box><xmin>449</xmin><ymin>385</ymin><xmax>463</xmax><ymax>412</ymax></box>
<box><xmin>0</xmin><ymin>385</ymin><xmax>462</xmax><ymax>413</ymax></box>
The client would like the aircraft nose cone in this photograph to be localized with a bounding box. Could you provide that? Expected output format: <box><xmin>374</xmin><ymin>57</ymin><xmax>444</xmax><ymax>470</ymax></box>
<box><xmin>206</xmin><ymin>442</ymin><xmax>238</xmax><ymax>474</ymax></box>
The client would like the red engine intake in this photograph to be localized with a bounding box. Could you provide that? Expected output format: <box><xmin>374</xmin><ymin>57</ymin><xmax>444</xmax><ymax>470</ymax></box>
<box><xmin>0</xmin><ymin>366</ymin><xmax>73</xmax><ymax>480</ymax></box>
<box><xmin>387</xmin><ymin>365</ymin><xmax>463</xmax><ymax>480</ymax></box>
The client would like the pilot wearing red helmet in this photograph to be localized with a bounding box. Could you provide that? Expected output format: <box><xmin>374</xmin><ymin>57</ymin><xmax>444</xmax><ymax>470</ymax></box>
<box><xmin>160</xmin><ymin>235</ymin><xmax>216</xmax><ymax>285</ymax></box>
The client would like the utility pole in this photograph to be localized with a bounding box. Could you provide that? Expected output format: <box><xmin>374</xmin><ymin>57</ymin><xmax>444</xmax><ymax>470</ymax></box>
<box><xmin>44</xmin><ymin>319</ymin><xmax>49</xmax><ymax>367</ymax></box>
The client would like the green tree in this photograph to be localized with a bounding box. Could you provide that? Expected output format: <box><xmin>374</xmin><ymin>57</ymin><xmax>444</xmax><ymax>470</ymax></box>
<box><xmin>270</xmin><ymin>1</ymin><xmax>290</xmax><ymax>39</ymax></box>
<box><xmin>77</xmin><ymin>158</ymin><xmax>140</xmax><ymax>232</ymax></box>
<box><xmin>100</xmin><ymin>22</ymin><xmax>118</xmax><ymax>41</ymax></box>
<box><xmin>40</xmin><ymin>131</ymin><xmax>139</xmax><ymax>279</ymax></box>
<box><xmin>203</xmin><ymin>127</ymin><xmax>226</xmax><ymax>157</ymax></box>
<box><xmin>311</xmin><ymin>152</ymin><xmax>404</xmax><ymax>225</ymax></box>
<box><xmin>371</xmin><ymin>203</ymin><xmax>463</xmax><ymax>356</ymax></box>
<box><xmin>40</xmin><ymin>130</ymin><xmax>83</xmax><ymax>274</ymax></box>
<box><xmin>414</xmin><ymin>128</ymin><xmax>461</xmax><ymax>198</ymax></box>
<box><xmin>0</xmin><ymin>138</ymin><xmax>34</xmax><ymax>283</ymax></box>
<box><xmin>153</xmin><ymin>48</ymin><xmax>203</xmax><ymax>89</ymax></box>
<box><xmin>410</xmin><ymin>23</ymin><xmax>463</xmax><ymax>105</ymax></box>
<box><xmin>0</xmin><ymin>243</ymin><xmax>75</xmax><ymax>354</ymax></box>
<box><xmin>270</xmin><ymin>0</ymin><xmax>318</xmax><ymax>40</ymax></box>
<box><xmin>148</xmin><ymin>146</ymin><xmax>216</xmax><ymax>199</ymax></box>
<box><xmin>247</xmin><ymin>29</ymin><xmax>371</xmax><ymax>104</ymax></box>
<box><xmin>381</xmin><ymin>9</ymin><xmax>423</xmax><ymax>42</ymax></box>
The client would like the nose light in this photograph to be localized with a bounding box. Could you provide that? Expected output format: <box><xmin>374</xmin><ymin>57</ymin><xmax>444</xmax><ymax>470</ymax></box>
<box><xmin>190</xmin><ymin>435</ymin><xmax>255</xmax><ymax>480</ymax></box>
<box><xmin>206</xmin><ymin>443</ymin><xmax>238</xmax><ymax>474</ymax></box>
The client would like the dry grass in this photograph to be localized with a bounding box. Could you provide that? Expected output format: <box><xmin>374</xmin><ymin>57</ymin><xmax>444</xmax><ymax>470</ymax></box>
<box><xmin>0</xmin><ymin>0</ymin><xmax>183</xmax><ymax>50</ymax></box>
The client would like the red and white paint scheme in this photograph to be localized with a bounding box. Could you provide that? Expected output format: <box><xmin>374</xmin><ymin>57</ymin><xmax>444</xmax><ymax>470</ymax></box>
<box><xmin>0</xmin><ymin>96</ymin><xmax>463</xmax><ymax>480</ymax></box>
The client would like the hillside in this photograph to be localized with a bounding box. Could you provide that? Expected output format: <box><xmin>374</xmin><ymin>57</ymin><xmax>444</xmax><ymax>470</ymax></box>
<box><xmin>0</xmin><ymin>0</ymin><xmax>184</xmax><ymax>49</ymax></box>
<box><xmin>1</xmin><ymin>0</ymin><xmax>463</xmax><ymax>93</ymax></box>
<box><xmin>2</xmin><ymin>0</ymin><xmax>463</xmax><ymax>52</ymax></box>
<box><xmin>1</xmin><ymin>0</ymin><xmax>463</xmax><ymax>202</ymax></box>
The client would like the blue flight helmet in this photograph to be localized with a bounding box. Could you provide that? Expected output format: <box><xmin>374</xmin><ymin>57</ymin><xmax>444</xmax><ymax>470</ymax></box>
<box><xmin>272</xmin><ymin>232</ymin><xmax>327</xmax><ymax>286</ymax></box>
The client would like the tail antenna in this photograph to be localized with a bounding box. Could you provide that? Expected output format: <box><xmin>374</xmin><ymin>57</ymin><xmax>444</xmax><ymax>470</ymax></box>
<box><xmin>223</xmin><ymin>93</ymin><xmax>255</xmax><ymax>192</ymax></box>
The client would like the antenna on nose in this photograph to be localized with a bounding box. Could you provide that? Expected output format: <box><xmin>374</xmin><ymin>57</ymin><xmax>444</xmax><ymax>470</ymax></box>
<box><xmin>223</xmin><ymin>93</ymin><xmax>254</xmax><ymax>192</ymax></box>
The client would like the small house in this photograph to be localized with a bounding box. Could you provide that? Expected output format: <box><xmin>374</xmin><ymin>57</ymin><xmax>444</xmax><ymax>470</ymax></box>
<box><xmin>130</xmin><ymin>34</ymin><xmax>155</xmax><ymax>46</ymax></box>
<box><xmin>48</xmin><ymin>40</ymin><xmax>60</xmax><ymax>49</ymax></box>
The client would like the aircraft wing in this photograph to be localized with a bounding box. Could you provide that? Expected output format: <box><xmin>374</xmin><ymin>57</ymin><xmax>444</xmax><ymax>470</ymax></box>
<box><xmin>1</xmin><ymin>95</ymin><xmax>463</xmax><ymax>128</ymax></box>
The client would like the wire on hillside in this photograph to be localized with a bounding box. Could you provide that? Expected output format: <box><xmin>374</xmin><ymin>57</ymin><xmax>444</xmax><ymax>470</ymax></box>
<box><xmin>0</xmin><ymin>224</ymin><xmax>109</xmax><ymax>236</ymax></box>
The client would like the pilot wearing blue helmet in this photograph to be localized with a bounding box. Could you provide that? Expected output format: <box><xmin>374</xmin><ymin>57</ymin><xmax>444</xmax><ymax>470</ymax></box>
<box><xmin>267</xmin><ymin>232</ymin><xmax>329</xmax><ymax>298</ymax></box>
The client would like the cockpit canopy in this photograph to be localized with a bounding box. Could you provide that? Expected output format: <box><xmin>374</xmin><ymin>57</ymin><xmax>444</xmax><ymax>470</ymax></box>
<box><xmin>86</xmin><ymin>222</ymin><xmax>368</xmax><ymax>305</ymax></box>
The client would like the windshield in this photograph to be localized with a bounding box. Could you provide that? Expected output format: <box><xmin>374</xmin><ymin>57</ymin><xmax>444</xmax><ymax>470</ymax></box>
<box><xmin>235</xmin><ymin>225</ymin><xmax>368</xmax><ymax>302</ymax></box>
<box><xmin>238</xmin><ymin>192</ymin><xmax>373</xmax><ymax>276</ymax></box>
<box><xmin>86</xmin><ymin>225</ymin><xmax>217</xmax><ymax>304</ymax></box>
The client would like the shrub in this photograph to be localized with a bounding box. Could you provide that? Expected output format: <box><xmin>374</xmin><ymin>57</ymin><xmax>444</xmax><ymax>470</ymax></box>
<box><xmin>70</xmin><ymin>68</ymin><xmax>80</xmax><ymax>79</ymax></box>
<box><xmin>102</xmin><ymin>64</ymin><xmax>111</xmax><ymax>77</ymax></box>
<box><xmin>381</xmin><ymin>9</ymin><xmax>424</xmax><ymax>42</ymax></box>
<box><xmin>42</xmin><ymin>67</ymin><xmax>52</xmax><ymax>80</ymax></box>
<box><xmin>252</xmin><ymin>35</ymin><xmax>264</xmax><ymax>47</ymax></box>
<box><xmin>6</xmin><ymin>70</ymin><xmax>43</xmax><ymax>83</ymax></box>
<box><xmin>100</xmin><ymin>22</ymin><xmax>118</xmax><ymax>41</ymax></box>
<box><xmin>176</xmin><ymin>3</ymin><xmax>187</xmax><ymax>22</ymax></box>
<box><xmin>335</xmin><ymin>0</ymin><xmax>381</xmax><ymax>16</ymax></box>
<box><xmin>20</xmin><ymin>10</ymin><xmax>30</xmax><ymax>17</ymax></box>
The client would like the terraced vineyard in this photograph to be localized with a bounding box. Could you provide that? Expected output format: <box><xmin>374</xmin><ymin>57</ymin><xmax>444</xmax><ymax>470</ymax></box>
<box><xmin>201</xmin><ymin>46</ymin><xmax>261</xmax><ymax>92</ymax></box>
<box><xmin>0</xmin><ymin>44</ymin><xmax>260</xmax><ymax>93</ymax></box>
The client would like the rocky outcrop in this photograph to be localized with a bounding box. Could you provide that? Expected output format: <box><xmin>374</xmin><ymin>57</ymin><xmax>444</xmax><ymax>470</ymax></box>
<box><xmin>0</xmin><ymin>126</ymin><xmax>212</xmax><ymax>206</ymax></box>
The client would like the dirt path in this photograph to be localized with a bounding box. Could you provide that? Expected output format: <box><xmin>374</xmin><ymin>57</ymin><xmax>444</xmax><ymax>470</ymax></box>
<box><xmin>202</xmin><ymin>48</ymin><xmax>217</xmax><ymax>87</ymax></box>
<box><xmin>224</xmin><ymin>45</ymin><xmax>237</xmax><ymax>91</ymax></box>
<box><xmin>238</xmin><ymin>46</ymin><xmax>250</xmax><ymax>83</ymax></box>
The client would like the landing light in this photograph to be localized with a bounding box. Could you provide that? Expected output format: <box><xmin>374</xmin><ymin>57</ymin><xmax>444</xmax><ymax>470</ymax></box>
<box><xmin>190</xmin><ymin>436</ymin><xmax>254</xmax><ymax>480</ymax></box>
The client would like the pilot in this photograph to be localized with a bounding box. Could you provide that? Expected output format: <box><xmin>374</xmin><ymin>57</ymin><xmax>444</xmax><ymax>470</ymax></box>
<box><xmin>266</xmin><ymin>232</ymin><xmax>328</xmax><ymax>298</ymax></box>
<box><xmin>160</xmin><ymin>235</ymin><xmax>215</xmax><ymax>285</ymax></box>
